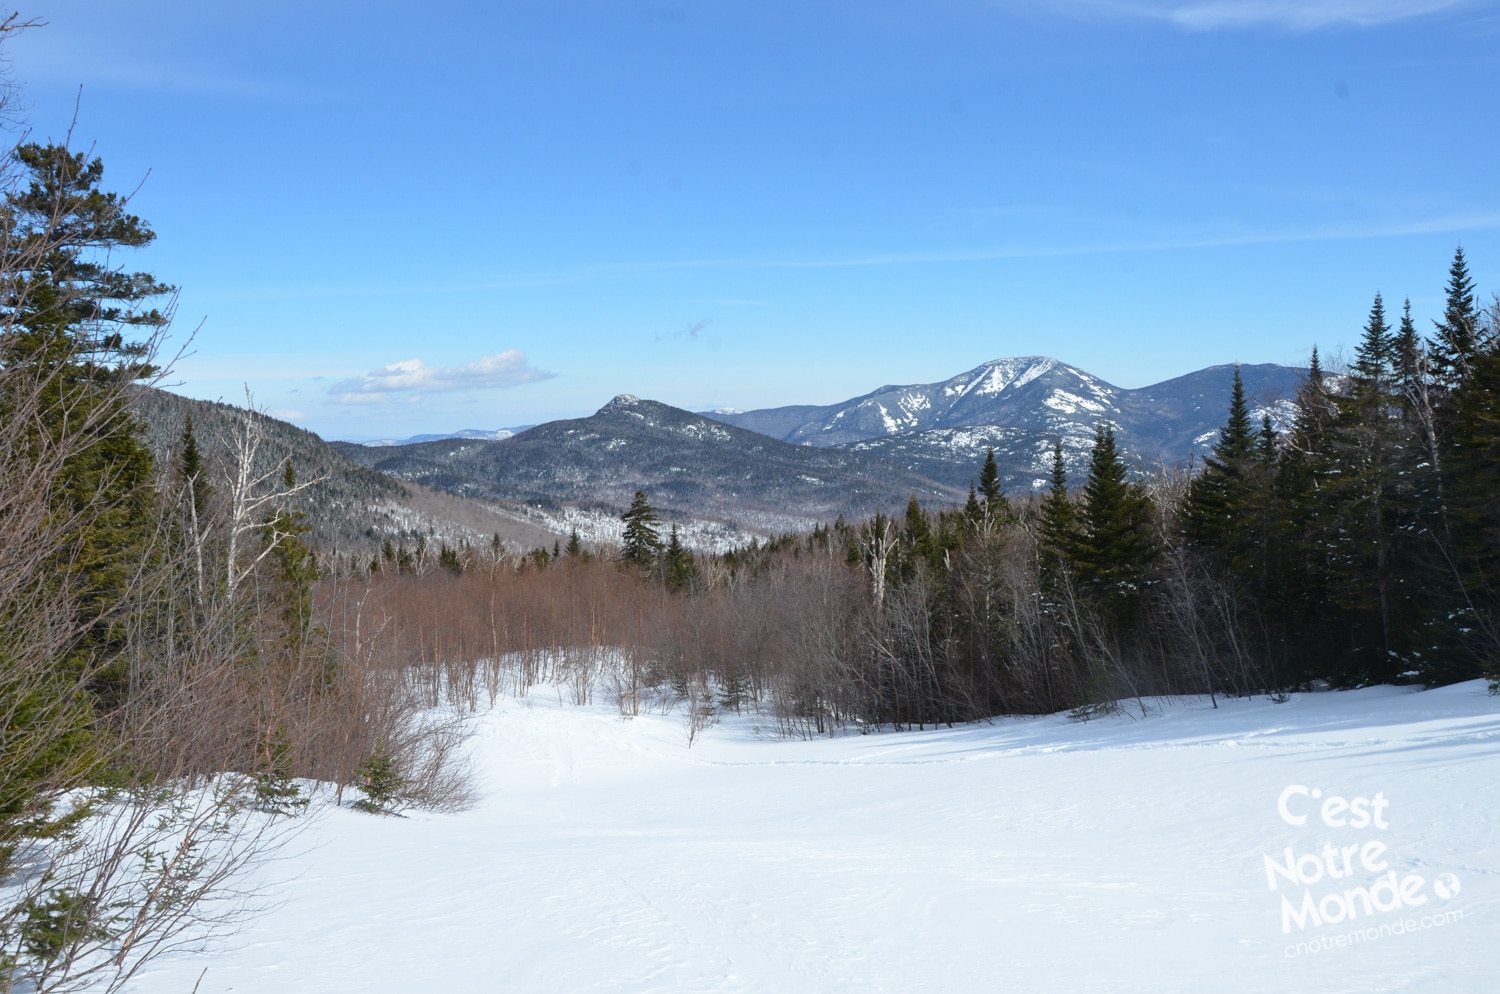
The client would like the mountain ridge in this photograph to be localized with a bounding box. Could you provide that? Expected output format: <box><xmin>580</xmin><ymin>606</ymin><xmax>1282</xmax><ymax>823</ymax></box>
<box><xmin>332</xmin><ymin>394</ymin><xmax>965</xmax><ymax>532</ymax></box>
<box><xmin>706</xmin><ymin>356</ymin><xmax>1304</xmax><ymax>489</ymax></box>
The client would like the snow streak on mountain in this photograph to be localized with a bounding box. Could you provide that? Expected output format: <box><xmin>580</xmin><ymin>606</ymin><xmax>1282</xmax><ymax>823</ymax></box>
<box><xmin>711</xmin><ymin>357</ymin><xmax>1303</xmax><ymax>490</ymax></box>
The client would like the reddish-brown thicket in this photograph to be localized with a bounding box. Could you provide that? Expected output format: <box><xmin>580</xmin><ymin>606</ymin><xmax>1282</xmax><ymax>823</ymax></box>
<box><xmin>319</xmin><ymin>552</ymin><xmax>883</xmax><ymax>737</ymax></box>
<box><xmin>316</xmin><ymin>497</ymin><xmax>1255</xmax><ymax>738</ymax></box>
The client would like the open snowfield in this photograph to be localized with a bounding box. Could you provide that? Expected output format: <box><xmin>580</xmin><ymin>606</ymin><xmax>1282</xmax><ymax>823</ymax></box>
<box><xmin>133</xmin><ymin>682</ymin><xmax>1497</xmax><ymax>993</ymax></box>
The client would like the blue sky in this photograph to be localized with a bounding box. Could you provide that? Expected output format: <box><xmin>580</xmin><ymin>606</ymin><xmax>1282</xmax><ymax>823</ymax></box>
<box><xmin>8</xmin><ymin>1</ymin><xmax>1499</xmax><ymax>439</ymax></box>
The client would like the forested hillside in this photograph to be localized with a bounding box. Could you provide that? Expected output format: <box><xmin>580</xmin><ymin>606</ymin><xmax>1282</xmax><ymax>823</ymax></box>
<box><xmin>130</xmin><ymin>388</ymin><xmax>567</xmax><ymax>554</ymax></box>
<box><xmin>333</xmin><ymin>393</ymin><xmax>964</xmax><ymax>532</ymax></box>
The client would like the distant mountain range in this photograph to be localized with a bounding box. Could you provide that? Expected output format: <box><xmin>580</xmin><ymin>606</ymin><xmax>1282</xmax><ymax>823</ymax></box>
<box><xmin>328</xmin><ymin>356</ymin><xmax>1306</xmax><ymax>531</ymax></box>
<box><xmin>136</xmin><ymin>356</ymin><xmax>1311</xmax><ymax>550</ymax></box>
<box><xmin>358</xmin><ymin>426</ymin><xmax>533</xmax><ymax>447</ymax></box>
<box><xmin>332</xmin><ymin>395</ymin><xmax>962</xmax><ymax>532</ymax></box>
<box><xmin>708</xmin><ymin>357</ymin><xmax>1304</xmax><ymax>491</ymax></box>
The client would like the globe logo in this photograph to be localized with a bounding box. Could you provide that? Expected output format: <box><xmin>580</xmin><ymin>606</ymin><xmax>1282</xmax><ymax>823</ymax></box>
<box><xmin>1434</xmin><ymin>873</ymin><xmax>1462</xmax><ymax>901</ymax></box>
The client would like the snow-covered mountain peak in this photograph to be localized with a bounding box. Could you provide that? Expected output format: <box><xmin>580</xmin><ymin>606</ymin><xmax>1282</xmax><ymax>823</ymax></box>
<box><xmin>707</xmin><ymin>357</ymin><xmax>1307</xmax><ymax>487</ymax></box>
<box><xmin>599</xmin><ymin>394</ymin><xmax>641</xmax><ymax>414</ymax></box>
<box><xmin>965</xmin><ymin>356</ymin><xmax>1060</xmax><ymax>398</ymax></box>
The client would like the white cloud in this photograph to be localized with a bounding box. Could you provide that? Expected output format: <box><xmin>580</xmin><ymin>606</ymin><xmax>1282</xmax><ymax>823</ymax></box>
<box><xmin>328</xmin><ymin>350</ymin><xmax>554</xmax><ymax>405</ymax></box>
<box><xmin>1046</xmin><ymin>0</ymin><xmax>1472</xmax><ymax>30</ymax></box>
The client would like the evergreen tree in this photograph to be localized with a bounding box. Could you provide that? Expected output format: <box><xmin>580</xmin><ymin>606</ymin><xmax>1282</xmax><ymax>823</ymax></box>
<box><xmin>1271</xmin><ymin>345</ymin><xmax>1342</xmax><ymax>683</ymax></box>
<box><xmin>664</xmin><ymin>525</ymin><xmax>699</xmax><ymax>592</ymax></box>
<box><xmin>1352</xmin><ymin>292</ymin><xmax>1394</xmax><ymax>385</ymax></box>
<box><xmin>1037</xmin><ymin>438</ymin><xmax>1078</xmax><ymax>590</ymax></box>
<box><xmin>1273</xmin><ymin>392</ymin><xmax>1342</xmax><ymax>678</ymax></box>
<box><xmin>263</xmin><ymin>460</ymin><xmax>320</xmax><ymax>657</ymax></box>
<box><xmin>1074</xmin><ymin>423</ymin><xmax>1159</xmax><ymax>624</ymax></box>
<box><xmin>619</xmin><ymin>491</ymin><xmax>663</xmax><ymax>573</ymax></box>
<box><xmin>1431</xmin><ymin>245</ymin><xmax>1480</xmax><ymax>389</ymax></box>
<box><xmin>977</xmin><ymin>449</ymin><xmax>1010</xmax><ymax>523</ymax></box>
<box><xmin>1394</xmin><ymin>297</ymin><xmax>1445</xmax><ymax>502</ymax></box>
<box><xmin>175</xmin><ymin>412</ymin><xmax>215</xmax><ymax>603</ymax></box>
<box><xmin>0</xmin><ymin>144</ymin><xmax>175</xmax><ymax>874</ymax></box>
<box><xmin>963</xmin><ymin>485</ymin><xmax>982</xmax><ymax>527</ymax></box>
<box><xmin>178</xmin><ymin>413</ymin><xmax>213</xmax><ymax>524</ymax></box>
<box><xmin>353</xmin><ymin>748</ymin><xmax>406</xmax><ymax>814</ymax></box>
<box><xmin>437</xmin><ymin>544</ymin><xmax>464</xmax><ymax>575</ymax></box>
<box><xmin>1395</xmin><ymin>298</ymin><xmax>1423</xmax><ymax>398</ymax></box>
<box><xmin>565</xmin><ymin>529</ymin><xmax>584</xmax><ymax>558</ymax></box>
<box><xmin>1319</xmin><ymin>294</ymin><xmax>1421</xmax><ymax>682</ymax></box>
<box><xmin>1259</xmin><ymin>414</ymin><xmax>1277</xmax><ymax>459</ymax></box>
<box><xmin>1</xmin><ymin>145</ymin><xmax>172</xmax><ymax>695</ymax></box>
<box><xmin>903</xmin><ymin>495</ymin><xmax>938</xmax><ymax>573</ymax></box>
<box><xmin>1183</xmin><ymin>367</ymin><xmax>1260</xmax><ymax>577</ymax></box>
<box><xmin>1254</xmin><ymin>411</ymin><xmax>1283</xmax><ymax>588</ymax></box>
<box><xmin>253</xmin><ymin>726</ymin><xmax>308</xmax><ymax>816</ymax></box>
<box><xmin>1295</xmin><ymin>347</ymin><xmax>1338</xmax><ymax>453</ymax></box>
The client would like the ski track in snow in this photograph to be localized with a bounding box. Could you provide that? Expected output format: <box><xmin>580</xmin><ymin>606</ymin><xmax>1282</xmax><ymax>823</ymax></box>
<box><xmin>133</xmin><ymin>682</ymin><xmax>1498</xmax><ymax>993</ymax></box>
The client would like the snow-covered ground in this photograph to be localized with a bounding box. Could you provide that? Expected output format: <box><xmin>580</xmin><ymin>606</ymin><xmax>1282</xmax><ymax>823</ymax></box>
<box><xmin>134</xmin><ymin>682</ymin><xmax>1497</xmax><ymax>993</ymax></box>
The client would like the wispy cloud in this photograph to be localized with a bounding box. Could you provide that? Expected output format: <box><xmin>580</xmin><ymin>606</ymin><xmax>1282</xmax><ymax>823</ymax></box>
<box><xmin>187</xmin><ymin>208</ymin><xmax>1500</xmax><ymax>306</ymax></box>
<box><xmin>655</xmin><ymin>318</ymin><xmax>712</xmax><ymax>343</ymax></box>
<box><xmin>328</xmin><ymin>350</ymin><xmax>555</xmax><ymax>405</ymax></box>
<box><xmin>1043</xmin><ymin>0</ymin><xmax>1473</xmax><ymax>30</ymax></box>
<box><xmin>598</xmin><ymin>210</ymin><xmax>1500</xmax><ymax>272</ymax></box>
<box><xmin>18</xmin><ymin>31</ymin><xmax>297</xmax><ymax>99</ymax></box>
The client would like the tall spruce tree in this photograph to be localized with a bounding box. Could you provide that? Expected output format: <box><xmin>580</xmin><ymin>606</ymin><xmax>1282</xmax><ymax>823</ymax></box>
<box><xmin>0</xmin><ymin>143</ymin><xmax>174</xmax><ymax>882</ymax></box>
<box><xmin>963</xmin><ymin>485</ymin><xmax>983</xmax><ymax>527</ymax></box>
<box><xmin>263</xmin><ymin>460</ymin><xmax>320</xmax><ymax>658</ymax></box>
<box><xmin>1352</xmin><ymin>292</ymin><xmax>1394</xmax><ymax>384</ymax></box>
<box><xmin>1431</xmin><ymin>245</ymin><xmax>1480</xmax><ymax>390</ymax></box>
<box><xmin>664</xmin><ymin>524</ymin><xmax>699</xmax><ymax>592</ymax></box>
<box><xmin>1320</xmin><ymin>293</ymin><xmax>1422</xmax><ymax>682</ymax></box>
<box><xmin>619</xmin><ymin>491</ymin><xmax>663</xmax><ymax>574</ymax></box>
<box><xmin>1037</xmin><ymin>438</ymin><xmax>1078</xmax><ymax>593</ymax></box>
<box><xmin>977</xmin><ymin>449</ymin><xmax>1010</xmax><ymax>523</ymax></box>
<box><xmin>1183</xmin><ymin>367</ymin><xmax>1262</xmax><ymax>579</ymax></box>
<box><xmin>1074</xmin><ymin>423</ymin><xmax>1159</xmax><ymax>624</ymax></box>
<box><xmin>1394</xmin><ymin>297</ymin><xmax>1446</xmax><ymax>510</ymax></box>
<box><xmin>1395</xmin><ymin>299</ymin><xmax>1423</xmax><ymax>398</ymax></box>
<box><xmin>178</xmin><ymin>413</ymin><xmax>212</xmax><ymax>523</ymax></box>
<box><xmin>902</xmin><ymin>495</ymin><xmax>941</xmax><ymax>574</ymax></box>
<box><xmin>1272</xmin><ymin>345</ymin><xmax>1341</xmax><ymax>685</ymax></box>
<box><xmin>0</xmin><ymin>145</ymin><xmax>172</xmax><ymax>695</ymax></box>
